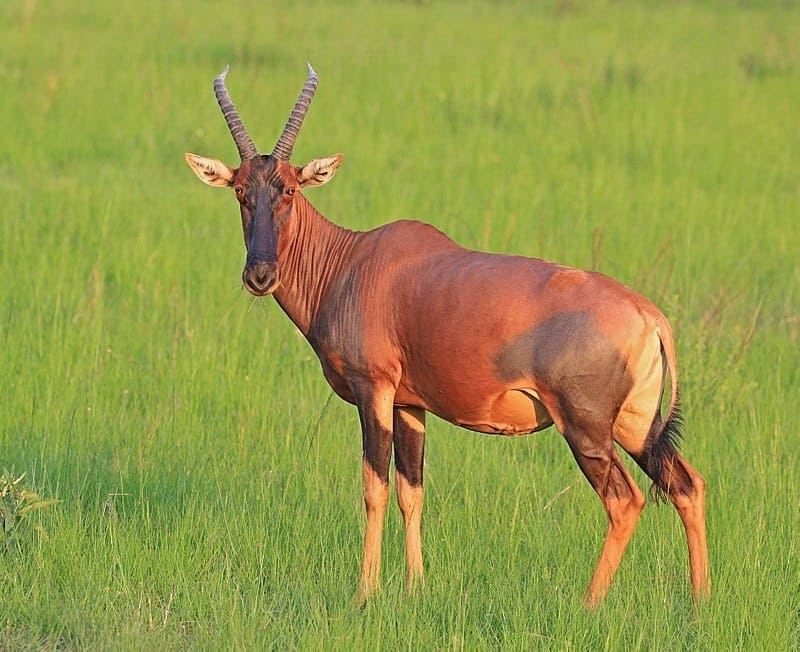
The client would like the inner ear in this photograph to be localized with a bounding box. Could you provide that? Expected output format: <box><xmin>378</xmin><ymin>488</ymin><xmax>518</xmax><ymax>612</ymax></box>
<box><xmin>185</xmin><ymin>153</ymin><xmax>235</xmax><ymax>187</ymax></box>
<box><xmin>297</xmin><ymin>154</ymin><xmax>344</xmax><ymax>187</ymax></box>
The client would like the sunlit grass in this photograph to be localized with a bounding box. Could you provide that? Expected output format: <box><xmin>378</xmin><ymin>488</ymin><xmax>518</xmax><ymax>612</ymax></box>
<box><xmin>1</xmin><ymin>0</ymin><xmax>798</xmax><ymax>648</ymax></box>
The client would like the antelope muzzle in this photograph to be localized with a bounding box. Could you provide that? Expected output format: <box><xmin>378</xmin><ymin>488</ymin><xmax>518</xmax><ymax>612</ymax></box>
<box><xmin>242</xmin><ymin>260</ymin><xmax>279</xmax><ymax>296</ymax></box>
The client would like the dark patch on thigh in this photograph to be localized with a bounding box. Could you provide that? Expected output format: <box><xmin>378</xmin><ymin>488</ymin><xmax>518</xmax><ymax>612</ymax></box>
<box><xmin>361</xmin><ymin>420</ymin><xmax>393</xmax><ymax>484</ymax></box>
<box><xmin>393</xmin><ymin>409</ymin><xmax>425</xmax><ymax>487</ymax></box>
<box><xmin>495</xmin><ymin>311</ymin><xmax>632</xmax><ymax>430</ymax></box>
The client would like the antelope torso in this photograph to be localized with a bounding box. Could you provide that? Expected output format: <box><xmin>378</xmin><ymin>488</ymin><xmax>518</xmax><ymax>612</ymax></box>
<box><xmin>294</xmin><ymin>218</ymin><xmax>662</xmax><ymax>438</ymax></box>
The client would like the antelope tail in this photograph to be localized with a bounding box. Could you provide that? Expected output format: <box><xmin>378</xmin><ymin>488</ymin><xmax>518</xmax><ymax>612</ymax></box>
<box><xmin>644</xmin><ymin>326</ymin><xmax>684</xmax><ymax>502</ymax></box>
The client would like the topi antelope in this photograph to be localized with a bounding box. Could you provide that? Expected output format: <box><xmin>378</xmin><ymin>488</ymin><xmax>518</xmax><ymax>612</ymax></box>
<box><xmin>185</xmin><ymin>65</ymin><xmax>710</xmax><ymax>608</ymax></box>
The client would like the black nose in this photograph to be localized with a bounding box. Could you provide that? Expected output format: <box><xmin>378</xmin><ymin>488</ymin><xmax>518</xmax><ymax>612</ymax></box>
<box><xmin>243</xmin><ymin>261</ymin><xmax>278</xmax><ymax>296</ymax></box>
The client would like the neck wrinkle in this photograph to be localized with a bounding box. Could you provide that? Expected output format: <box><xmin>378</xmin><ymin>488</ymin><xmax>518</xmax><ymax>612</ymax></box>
<box><xmin>273</xmin><ymin>195</ymin><xmax>359</xmax><ymax>334</ymax></box>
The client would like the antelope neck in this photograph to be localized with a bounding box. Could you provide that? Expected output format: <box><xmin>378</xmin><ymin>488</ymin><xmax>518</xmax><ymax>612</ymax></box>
<box><xmin>272</xmin><ymin>194</ymin><xmax>360</xmax><ymax>335</ymax></box>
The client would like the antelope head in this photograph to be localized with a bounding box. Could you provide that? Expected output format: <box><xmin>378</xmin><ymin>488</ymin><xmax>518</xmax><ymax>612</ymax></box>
<box><xmin>185</xmin><ymin>64</ymin><xmax>343</xmax><ymax>296</ymax></box>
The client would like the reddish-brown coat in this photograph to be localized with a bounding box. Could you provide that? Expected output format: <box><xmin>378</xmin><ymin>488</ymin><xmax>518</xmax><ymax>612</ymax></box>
<box><xmin>185</xmin><ymin>67</ymin><xmax>710</xmax><ymax>609</ymax></box>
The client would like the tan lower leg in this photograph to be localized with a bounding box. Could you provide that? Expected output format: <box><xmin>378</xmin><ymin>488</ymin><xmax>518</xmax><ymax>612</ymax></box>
<box><xmin>585</xmin><ymin>495</ymin><xmax>644</xmax><ymax>607</ymax></box>
<box><xmin>584</xmin><ymin>460</ymin><xmax>645</xmax><ymax>608</ymax></box>
<box><xmin>671</xmin><ymin>460</ymin><xmax>711</xmax><ymax>602</ymax></box>
<box><xmin>396</xmin><ymin>471</ymin><xmax>424</xmax><ymax>593</ymax></box>
<box><xmin>356</xmin><ymin>459</ymin><xmax>389</xmax><ymax>604</ymax></box>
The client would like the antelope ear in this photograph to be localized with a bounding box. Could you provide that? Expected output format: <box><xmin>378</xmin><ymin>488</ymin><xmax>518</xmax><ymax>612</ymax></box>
<box><xmin>184</xmin><ymin>153</ymin><xmax>235</xmax><ymax>187</ymax></box>
<box><xmin>297</xmin><ymin>154</ymin><xmax>344</xmax><ymax>187</ymax></box>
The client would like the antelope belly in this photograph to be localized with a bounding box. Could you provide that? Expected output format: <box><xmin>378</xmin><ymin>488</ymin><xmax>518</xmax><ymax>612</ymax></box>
<box><xmin>453</xmin><ymin>388</ymin><xmax>554</xmax><ymax>435</ymax></box>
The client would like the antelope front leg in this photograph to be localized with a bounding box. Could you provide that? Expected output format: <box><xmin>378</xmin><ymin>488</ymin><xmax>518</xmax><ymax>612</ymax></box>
<box><xmin>393</xmin><ymin>406</ymin><xmax>426</xmax><ymax>595</ymax></box>
<box><xmin>353</xmin><ymin>386</ymin><xmax>395</xmax><ymax>606</ymax></box>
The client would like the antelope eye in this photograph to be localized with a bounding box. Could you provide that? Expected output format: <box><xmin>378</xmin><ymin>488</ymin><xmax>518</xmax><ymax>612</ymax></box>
<box><xmin>285</xmin><ymin>187</ymin><xmax>295</xmax><ymax>196</ymax></box>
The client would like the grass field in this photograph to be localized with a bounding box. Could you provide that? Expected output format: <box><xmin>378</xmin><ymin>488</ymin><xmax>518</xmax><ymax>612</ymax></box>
<box><xmin>2</xmin><ymin>0</ymin><xmax>799</xmax><ymax>648</ymax></box>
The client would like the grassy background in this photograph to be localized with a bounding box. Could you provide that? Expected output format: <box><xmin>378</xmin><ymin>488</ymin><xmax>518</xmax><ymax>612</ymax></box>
<box><xmin>1</xmin><ymin>0</ymin><xmax>798</xmax><ymax>648</ymax></box>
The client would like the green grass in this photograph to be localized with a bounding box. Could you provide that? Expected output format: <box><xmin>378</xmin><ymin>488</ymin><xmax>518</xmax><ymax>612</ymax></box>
<box><xmin>2</xmin><ymin>0</ymin><xmax>799</xmax><ymax>648</ymax></box>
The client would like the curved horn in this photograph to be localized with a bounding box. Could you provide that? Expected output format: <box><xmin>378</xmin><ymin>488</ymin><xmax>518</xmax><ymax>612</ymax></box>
<box><xmin>214</xmin><ymin>65</ymin><xmax>259</xmax><ymax>161</ymax></box>
<box><xmin>272</xmin><ymin>63</ymin><xmax>319</xmax><ymax>162</ymax></box>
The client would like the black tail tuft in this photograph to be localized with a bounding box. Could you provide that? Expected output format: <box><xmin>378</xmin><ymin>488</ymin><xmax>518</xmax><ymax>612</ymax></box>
<box><xmin>646</xmin><ymin>397</ymin><xmax>685</xmax><ymax>503</ymax></box>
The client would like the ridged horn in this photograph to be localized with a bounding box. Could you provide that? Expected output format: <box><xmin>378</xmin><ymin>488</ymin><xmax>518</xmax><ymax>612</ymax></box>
<box><xmin>214</xmin><ymin>65</ymin><xmax>259</xmax><ymax>161</ymax></box>
<box><xmin>272</xmin><ymin>63</ymin><xmax>319</xmax><ymax>161</ymax></box>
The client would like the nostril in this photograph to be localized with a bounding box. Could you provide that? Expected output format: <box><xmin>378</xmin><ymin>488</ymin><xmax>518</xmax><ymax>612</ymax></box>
<box><xmin>254</xmin><ymin>267</ymin><xmax>269</xmax><ymax>285</ymax></box>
